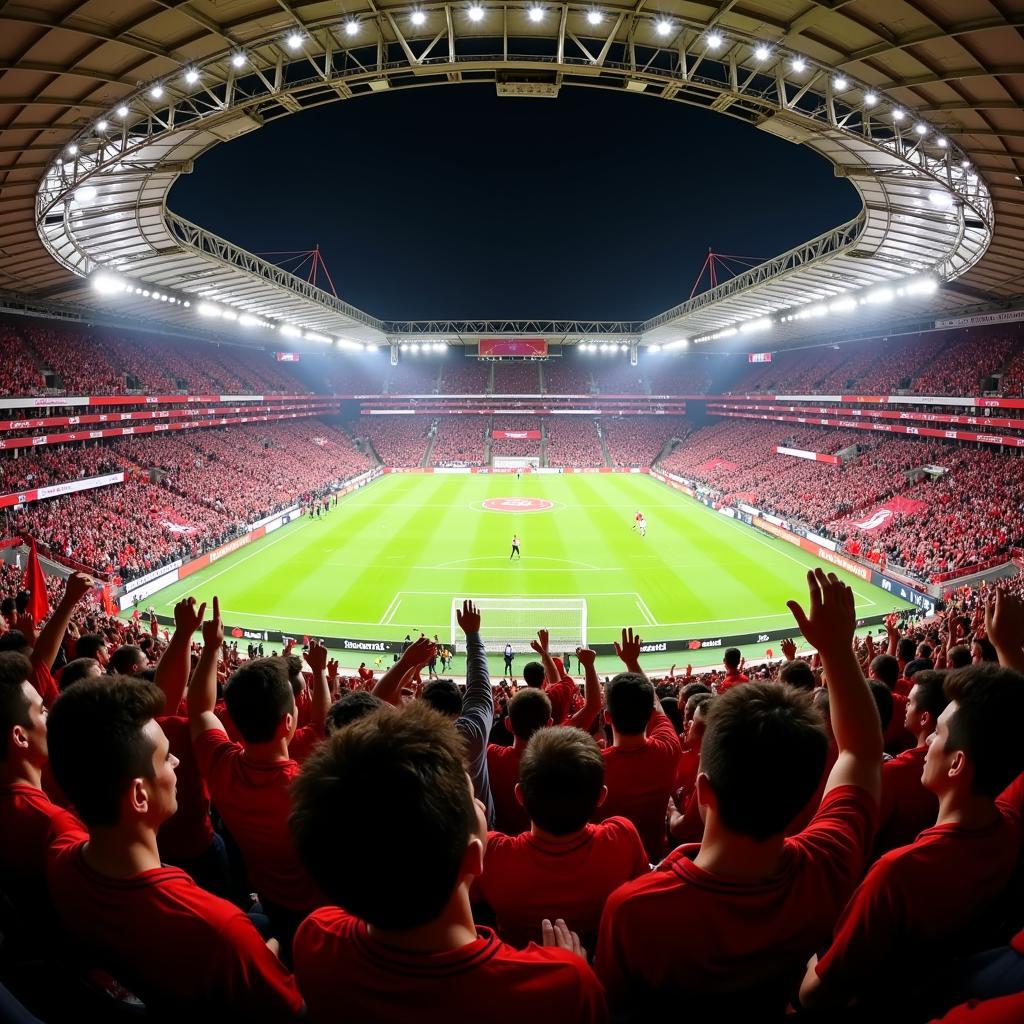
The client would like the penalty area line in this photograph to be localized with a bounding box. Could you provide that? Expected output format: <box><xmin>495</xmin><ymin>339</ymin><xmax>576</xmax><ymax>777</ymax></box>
<box><xmin>378</xmin><ymin>594</ymin><xmax>401</xmax><ymax>625</ymax></box>
<box><xmin>633</xmin><ymin>592</ymin><xmax>657</xmax><ymax>626</ymax></box>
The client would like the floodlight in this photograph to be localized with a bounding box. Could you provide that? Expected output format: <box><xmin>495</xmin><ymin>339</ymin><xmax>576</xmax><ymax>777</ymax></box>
<box><xmin>864</xmin><ymin>287</ymin><xmax>894</xmax><ymax>305</ymax></box>
<box><xmin>904</xmin><ymin>277</ymin><xmax>938</xmax><ymax>296</ymax></box>
<box><xmin>833</xmin><ymin>76</ymin><xmax>848</xmax><ymax>90</ymax></box>
<box><xmin>914</xmin><ymin>123</ymin><xmax>927</xmax><ymax>135</ymax></box>
<box><xmin>305</xmin><ymin>331</ymin><xmax>331</xmax><ymax>343</ymax></box>
<box><xmin>75</xmin><ymin>185</ymin><xmax>98</xmax><ymax>204</ymax></box>
<box><xmin>184</xmin><ymin>68</ymin><xmax>200</xmax><ymax>84</ymax></box>
<box><xmin>929</xmin><ymin>190</ymin><xmax>954</xmax><ymax>210</ymax></box>
<box><xmin>280</xmin><ymin>324</ymin><xmax>301</xmax><ymax>338</ymax></box>
<box><xmin>655</xmin><ymin>19</ymin><xmax>672</xmax><ymax>36</ymax></box>
<box><xmin>239</xmin><ymin>314</ymin><xmax>261</xmax><ymax>327</ymax></box>
<box><xmin>345</xmin><ymin>19</ymin><xmax>360</xmax><ymax>35</ymax></box>
<box><xmin>231</xmin><ymin>52</ymin><xmax>247</xmax><ymax>68</ymax></box>
<box><xmin>649</xmin><ymin>344</ymin><xmax>661</xmax><ymax>353</ymax></box>
<box><xmin>828</xmin><ymin>297</ymin><xmax>857</xmax><ymax>313</ymax></box>
<box><xmin>468</xmin><ymin>4</ymin><xmax>485</xmax><ymax>21</ymax></box>
<box><xmin>528</xmin><ymin>6</ymin><xmax>544</xmax><ymax>22</ymax></box>
<box><xmin>587</xmin><ymin>9</ymin><xmax>603</xmax><ymax>24</ymax></box>
<box><xmin>790</xmin><ymin>57</ymin><xmax>806</xmax><ymax>72</ymax></box>
<box><xmin>892</xmin><ymin>108</ymin><xmax>905</xmax><ymax>121</ymax></box>
<box><xmin>753</xmin><ymin>44</ymin><xmax>770</xmax><ymax>61</ymax></box>
<box><xmin>198</xmin><ymin>302</ymin><xmax>221</xmax><ymax>317</ymax></box>
<box><xmin>116</xmin><ymin>105</ymin><xmax>129</xmax><ymax>117</ymax></box>
<box><xmin>149</xmin><ymin>85</ymin><xmax>164</xmax><ymax>99</ymax></box>
<box><xmin>221</xmin><ymin>310</ymin><xmax>238</xmax><ymax>321</ymax></box>
<box><xmin>863</xmin><ymin>91</ymin><xmax>877</xmax><ymax>105</ymax></box>
<box><xmin>67</xmin><ymin>143</ymin><xmax>78</xmax><ymax>155</ymax></box>
<box><xmin>706</xmin><ymin>31</ymin><xmax>723</xmax><ymax>49</ymax></box>
<box><xmin>740</xmin><ymin>317</ymin><xmax>772</xmax><ymax>333</ymax></box>
<box><xmin>411</xmin><ymin>9</ymin><xmax>427</xmax><ymax>25</ymax></box>
<box><xmin>286</xmin><ymin>32</ymin><xmax>303</xmax><ymax>50</ymax></box>
<box><xmin>92</xmin><ymin>273</ymin><xmax>124</xmax><ymax>295</ymax></box>
<box><xmin>96</xmin><ymin>120</ymin><xmax>109</xmax><ymax>132</ymax></box>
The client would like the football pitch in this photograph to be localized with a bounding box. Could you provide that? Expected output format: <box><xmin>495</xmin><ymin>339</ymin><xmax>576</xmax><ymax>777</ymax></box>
<box><xmin>149</xmin><ymin>472</ymin><xmax>916</xmax><ymax>675</ymax></box>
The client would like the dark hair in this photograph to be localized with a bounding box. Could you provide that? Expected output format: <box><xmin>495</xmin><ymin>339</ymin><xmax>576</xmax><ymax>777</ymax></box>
<box><xmin>0</xmin><ymin>652</ymin><xmax>33</xmax><ymax>761</ymax></box>
<box><xmin>897</xmin><ymin>637</ymin><xmax>917</xmax><ymax>663</ymax></box>
<box><xmin>326</xmin><ymin>691</ymin><xmax>386</xmax><ymax>734</ymax></box>
<box><xmin>723</xmin><ymin>648</ymin><xmax>742</xmax><ymax>670</ymax></box>
<box><xmin>870</xmin><ymin>654</ymin><xmax>900</xmax><ymax>689</ymax></box>
<box><xmin>224</xmin><ymin>658</ymin><xmax>296</xmax><ymax>744</ymax></box>
<box><xmin>507</xmin><ymin>688</ymin><xmax>551</xmax><ymax>741</ymax></box>
<box><xmin>604</xmin><ymin>672</ymin><xmax>654</xmax><ymax>735</ymax></box>
<box><xmin>661</xmin><ymin>696</ymin><xmax>683</xmax><ymax>734</ymax></box>
<box><xmin>908</xmin><ymin>669</ymin><xmax>949</xmax><ymax>726</ymax></box>
<box><xmin>943</xmin><ymin>664</ymin><xmax>1024</xmax><ymax>797</ymax></box>
<box><xmin>779</xmin><ymin>659</ymin><xmax>816</xmax><ymax>692</ymax></box>
<box><xmin>947</xmin><ymin>645</ymin><xmax>972</xmax><ymax>669</ymax></box>
<box><xmin>518</xmin><ymin>727</ymin><xmax>605</xmax><ymax>835</ymax></box>
<box><xmin>290</xmin><ymin>703</ymin><xmax>475</xmax><ymax>930</ymax></box>
<box><xmin>685</xmin><ymin>692</ymin><xmax>713</xmax><ymax>721</ymax></box>
<box><xmin>700</xmin><ymin>682</ymin><xmax>828</xmax><ymax>840</ymax></box>
<box><xmin>522</xmin><ymin>661</ymin><xmax>545</xmax><ymax>688</ymax></box>
<box><xmin>971</xmin><ymin>637</ymin><xmax>998</xmax><ymax>663</ymax></box>
<box><xmin>421</xmin><ymin>680</ymin><xmax>463</xmax><ymax>718</ymax></box>
<box><xmin>108</xmin><ymin>645</ymin><xmax>146</xmax><ymax>675</ymax></box>
<box><xmin>75</xmin><ymin>633</ymin><xmax>107</xmax><ymax>660</ymax></box>
<box><xmin>918</xmin><ymin>643</ymin><xmax>933</xmax><ymax>659</ymax></box>
<box><xmin>284</xmin><ymin>655</ymin><xmax>305</xmax><ymax>699</ymax></box>
<box><xmin>868</xmin><ymin>680</ymin><xmax>894</xmax><ymax>733</ymax></box>
<box><xmin>0</xmin><ymin>630</ymin><xmax>29</xmax><ymax>654</ymax></box>
<box><xmin>47</xmin><ymin>676</ymin><xmax>165</xmax><ymax>826</ymax></box>
<box><xmin>680</xmin><ymin>682</ymin><xmax>711</xmax><ymax>702</ymax></box>
<box><xmin>59</xmin><ymin>658</ymin><xmax>101</xmax><ymax>692</ymax></box>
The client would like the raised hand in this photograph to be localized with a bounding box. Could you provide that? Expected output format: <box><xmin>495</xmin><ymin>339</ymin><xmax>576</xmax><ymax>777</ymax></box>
<box><xmin>200</xmin><ymin>595</ymin><xmax>223</xmax><ymax>648</ymax></box>
<box><xmin>401</xmin><ymin>635</ymin><xmax>436</xmax><ymax>669</ymax></box>
<box><xmin>541</xmin><ymin>918</ymin><xmax>586</xmax><ymax>962</ymax></box>
<box><xmin>614</xmin><ymin>627</ymin><xmax>643</xmax><ymax>671</ymax></box>
<box><xmin>173</xmin><ymin>596</ymin><xmax>207</xmax><ymax>635</ymax></box>
<box><xmin>14</xmin><ymin>612</ymin><xmax>38</xmax><ymax>644</ymax></box>
<box><xmin>455</xmin><ymin>599</ymin><xmax>481</xmax><ymax>635</ymax></box>
<box><xmin>531</xmin><ymin>629</ymin><xmax>550</xmax><ymax>656</ymax></box>
<box><xmin>304</xmin><ymin>638</ymin><xmax>328</xmax><ymax>675</ymax></box>
<box><xmin>575</xmin><ymin>646</ymin><xmax>596</xmax><ymax>669</ymax></box>
<box><xmin>984</xmin><ymin>589</ymin><xmax>1024</xmax><ymax>670</ymax></box>
<box><xmin>327</xmin><ymin>658</ymin><xmax>339</xmax><ymax>680</ymax></box>
<box><xmin>63</xmin><ymin>571</ymin><xmax>94</xmax><ymax>606</ymax></box>
<box><xmin>781</xmin><ymin>637</ymin><xmax>797</xmax><ymax>661</ymax></box>
<box><xmin>786</xmin><ymin>569</ymin><xmax>856</xmax><ymax>659</ymax></box>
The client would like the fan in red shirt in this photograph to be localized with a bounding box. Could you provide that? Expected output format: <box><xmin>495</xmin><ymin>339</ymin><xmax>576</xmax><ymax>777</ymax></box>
<box><xmin>716</xmin><ymin>647</ymin><xmax>749</xmax><ymax>693</ymax></box>
<box><xmin>477</xmin><ymin>725</ymin><xmax>648</xmax><ymax>949</ymax></box>
<box><xmin>801</xmin><ymin>643</ymin><xmax>1024</xmax><ymax>1012</ymax></box>
<box><xmin>667</xmin><ymin>692</ymin><xmax>714</xmax><ymax>846</ymax></box>
<box><xmin>487</xmin><ymin>688</ymin><xmax>552</xmax><ymax>836</ymax></box>
<box><xmin>45</xmin><ymin>675</ymin><xmax>303</xmax><ymax>1021</ymax></box>
<box><xmin>596</xmin><ymin>570</ymin><xmax>881</xmax><ymax>1019</ymax></box>
<box><xmin>872</xmin><ymin>669</ymin><xmax>949</xmax><ymax>858</ymax></box>
<box><xmin>595</xmin><ymin>628</ymin><xmax>682</xmax><ymax>861</ymax></box>
<box><xmin>289</xmin><ymin>700</ymin><xmax>607</xmax><ymax>1023</ymax></box>
<box><xmin>187</xmin><ymin>597</ymin><xmax>331</xmax><ymax>947</ymax></box>
<box><xmin>869</xmin><ymin>652</ymin><xmax>916</xmax><ymax>753</ymax></box>
<box><xmin>525</xmin><ymin>630</ymin><xmax>582</xmax><ymax>726</ymax></box>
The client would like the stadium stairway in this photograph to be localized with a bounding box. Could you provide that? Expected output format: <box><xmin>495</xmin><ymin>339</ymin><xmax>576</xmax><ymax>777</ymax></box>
<box><xmin>421</xmin><ymin>421</ymin><xmax>437</xmax><ymax>467</ymax></box>
<box><xmin>485</xmin><ymin>417</ymin><xmax>494</xmax><ymax>465</ymax></box>
<box><xmin>540</xmin><ymin>421</ymin><xmax>549</xmax><ymax>468</ymax></box>
<box><xmin>596</xmin><ymin>420</ymin><xmax>614</xmax><ymax>468</ymax></box>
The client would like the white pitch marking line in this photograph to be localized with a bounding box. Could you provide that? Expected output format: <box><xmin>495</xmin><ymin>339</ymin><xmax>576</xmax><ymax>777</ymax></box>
<box><xmin>634</xmin><ymin>592</ymin><xmax>657</xmax><ymax>626</ymax></box>
<box><xmin>431</xmin><ymin>555</ymin><xmax>601</xmax><ymax>571</ymax></box>
<box><xmin>378</xmin><ymin>594</ymin><xmax>401</xmax><ymax>625</ymax></box>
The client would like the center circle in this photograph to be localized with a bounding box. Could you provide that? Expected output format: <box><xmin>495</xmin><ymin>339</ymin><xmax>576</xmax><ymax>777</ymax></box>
<box><xmin>481</xmin><ymin>497</ymin><xmax>554</xmax><ymax>513</ymax></box>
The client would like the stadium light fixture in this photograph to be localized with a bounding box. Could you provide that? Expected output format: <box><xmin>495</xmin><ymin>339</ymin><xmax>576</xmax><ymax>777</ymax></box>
<box><xmin>96</xmin><ymin>120</ymin><xmax>109</xmax><ymax>132</ymax></box>
<box><xmin>197</xmin><ymin>302</ymin><xmax>221</xmax><ymax>317</ymax></box>
<box><xmin>655</xmin><ymin>18</ymin><xmax>672</xmax><ymax>36</ymax></box>
<box><xmin>706</xmin><ymin>31</ymin><xmax>723</xmax><ymax>49</ymax></box>
<box><xmin>280</xmin><ymin>324</ymin><xmax>302</xmax><ymax>338</ymax></box>
<box><xmin>904</xmin><ymin>276</ymin><xmax>939</xmax><ymax>296</ymax></box>
<box><xmin>914</xmin><ymin>123</ymin><xmax>927</xmax><ymax>135</ymax></box>
<box><xmin>66</xmin><ymin>143</ymin><xmax>78</xmax><ymax>155</ymax></box>
<box><xmin>468</xmin><ymin>4</ymin><xmax>485</xmax><ymax>21</ymax></box>
<box><xmin>863</xmin><ymin>91</ymin><xmax>878</xmax><ymax>106</ymax></box>
<box><xmin>891</xmin><ymin>108</ymin><xmax>905</xmax><ymax>121</ymax></box>
<box><xmin>528</xmin><ymin>6</ymin><xmax>544</xmax><ymax>22</ymax></box>
<box><xmin>305</xmin><ymin>331</ymin><xmax>331</xmax><ymax>343</ymax></box>
<box><xmin>753</xmin><ymin>43</ymin><xmax>770</xmax><ymax>61</ymax></box>
<box><xmin>75</xmin><ymin>184</ymin><xmax>98</xmax><ymax>205</ymax></box>
<box><xmin>91</xmin><ymin>273</ymin><xmax>125</xmax><ymax>295</ymax></box>
<box><xmin>960</xmin><ymin>159</ymin><xmax>971</xmax><ymax>169</ymax></box>
<box><xmin>149</xmin><ymin>85</ymin><xmax>164</xmax><ymax>99</ymax></box>
<box><xmin>828</xmin><ymin>296</ymin><xmax>857</xmax><ymax>314</ymax></box>
<box><xmin>184</xmin><ymin>67</ymin><xmax>200</xmax><ymax>84</ymax></box>
<box><xmin>929</xmin><ymin>190</ymin><xmax>954</xmax><ymax>210</ymax></box>
<box><xmin>740</xmin><ymin>317</ymin><xmax>772</xmax><ymax>333</ymax></box>
<box><xmin>116</xmin><ymin>105</ymin><xmax>129</xmax><ymax>117</ymax></box>
<box><xmin>345</xmin><ymin>19</ymin><xmax>360</xmax><ymax>35</ymax></box>
<box><xmin>833</xmin><ymin>76</ymin><xmax>848</xmax><ymax>91</ymax></box>
<box><xmin>411</xmin><ymin>9</ymin><xmax>427</xmax><ymax>25</ymax></box>
<box><xmin>221</xmin><ymin>310</ymin><xmax>238</xmax><ymax>321</ymax></box>
<box><xmin>587</xmin><ymin>9</ymin><xmax>603</xmax><ymax>25</ymax></box>
<box><xmin>649</xmin><ymin>344</ymin><xmax>661</xmax><ymax>353</ymax></box>
<box><xmin>286</xmin><ymin>32</ymin><xmax>304</xmax><ymax>50</ymax></box>
<box><xmin>238</xmin><ymin>313</ymin><xmax>262</xmax><ymax>327</ymax></box>
<box><xmin>936</xmin><ymin>136</ymin><xmax>948</xmax><ymax>148</ymax></box>
<box><xmin>790</xmin><ymin>56</ymin><xmax>806</xmax><ymax>72</ymax></box>
<box><xmin>864</xmin><ymin>287</ymin><xmax>894</xmax><ymax>305</ymax></box>
<box><xmin>231</xmin><ymin>52</ymin><xmax>247</xmax><ymax>68</ymax></box>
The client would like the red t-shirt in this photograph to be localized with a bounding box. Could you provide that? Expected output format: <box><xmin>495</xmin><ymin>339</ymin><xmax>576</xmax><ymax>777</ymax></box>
<box><xmin>717</xmin><ymin>670</ymin><xmax>749</xmax><ymax>694</ymax></box>
<box><xmin>595</xmin><ymin>785</ymin><xmax>876</xmax><ymax>1015</ymax></box>
<box><xmin>598</xmin><ymin>713</ymin><xmax>681</xmax><ymax>861</ymax></box>
<box><xmin>293</xmin><ymin>907</ymin><xmax>608</xmax><ymax>1024</ymax></box>
<box><xmin>47</xmin><ymin>831</ymin><xmax>303</xmax><ymax>1020</ymax></box>
<box><xmin>156</xmin><ymin>715</ymin><xmax>214</xmax><ymax>863</ymax></box>
<box><xmin>476</xmin><ymin>818</ymin><xmax>649</xmax><ymax>948</ymax></box>
<box><xmin>0</xmin><ymin>782</ymin><xmax>81</xmax><ymax>883</ymax></box>
<box><xmin>872</xmin><ymin>745</ymin><xmax>936</xmax><ymax>857</ymax></box>
<box><xmin>814</xmin><ymin>779</ymin><xmax>1024</xmax><ymax>999</ymax></box>
<box><xmin>884</xmin><ymin>691</ymin><xmax>915</xmax><ymax>754</ymax></box>
<box><xmin>192</xmin><ymin>727</ymin><xmax>325</xmax><ymax>913</ymax></box>
<box><xmin>29</xmin><ymin>659</ymin><xmax>58</xmax><ymax>707</ymax></box>
<box><xmin>487</xmin><ymin>743</ymin><xmax>529</xmax><ymax>836</ymax></box>
<box><xmin>544</xmin><ymin>678</ymin><xmax>576</xmax><ymax>725</ymax></box>
<box><xmin>932</xmin><ymin>994</ymin><xmax>1024</xmax><ymax>1024</ymax></box>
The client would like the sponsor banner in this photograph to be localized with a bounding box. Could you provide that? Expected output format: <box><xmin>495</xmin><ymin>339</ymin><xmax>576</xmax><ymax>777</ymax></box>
<box><xmin>119</xmin><ymin>569</ymin><xmax>180</xmax><ymax>609</ymax></box>
<box><xmin>479</xmin><ymin>338</ymin><xmax>548</xmax><ymax>358</ymax></box>
<box><xmin>850</xmin><ymin>496</ymin><xmax>928</xmax><ymax>533</ymax></box>
<box><xmin>806</xmin><ymin>531</ymin><xmax>838</xmax><ymax>552</ymax></box>
<box><xmin>718</xmin><ymin>506</ymin><xmax>736</xmax><ymax>518</ymax></box>
<box><xmin>492</xmin><ymin>430</ymin><xmax>541</xmax><ymax>440</ymax></box>
<box><xmin>178</xmin><ymin>527</ymin><xmax>267</xmax><ymax>580</ymax></box>
<box><xmin>774</xmin><ymin>446</ymin><xmax>841</xmax><ymax>465</ymax></box>
<box><xmin>872</xmin><ymin>570</ymin><xmax>936</xmax><ymax>612</ymax></box>
<box><xmin>748</xmin><ymin>352</ymin><xmax>772</xmax><ymax>363</ymax></box>
<box><xmin>0</xmin><ymin>470</ymin><xmax>125</xmax><ymax>509</ymax></box>
<box><xmin>0</xmin><ymin>396</ymin><xmax>90</xmax><ymax>410</ymax></box>
<box><xmin>936</xmin><ymin>309</ymin><xmax>1024</xmax><ymax>329</ymax></box>
<box><xmin>433</xmin><ymin>466</ymin><xmax>473</xmax><ymax>474</ymax></box>
<box><xmin>712</xmin><ymin>400</ymin><xmax>1024</xmax><ymax>430</ymax></box>
<box><xmin>275</xmin><ymin>352</ymin><xmax>300</xmax><ymax>362</ymax></box>
<box><xmin>537</xmin><ymin>467</ymin><xmax>563</xmax><ymax>475</ymax></box>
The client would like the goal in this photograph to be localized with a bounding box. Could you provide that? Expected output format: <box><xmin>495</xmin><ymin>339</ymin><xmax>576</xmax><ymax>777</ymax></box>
<box><xmin>450</xmin><ymin>597</ymin><xmax>587</xmax><ymax>654</ymax></box>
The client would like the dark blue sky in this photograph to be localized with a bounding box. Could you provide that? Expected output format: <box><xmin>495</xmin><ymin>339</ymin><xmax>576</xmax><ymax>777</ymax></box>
<box><xmin>171</xmin><ymin>85</ymin><xmax>859</xmax><ymax>321</ymax></box>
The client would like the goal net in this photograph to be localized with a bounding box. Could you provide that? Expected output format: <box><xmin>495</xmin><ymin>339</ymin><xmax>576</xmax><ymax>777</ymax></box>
<box><xmin>450</xmin><ymin>597</ymin><xmax>587</xmax><ymax>654</ymax></box>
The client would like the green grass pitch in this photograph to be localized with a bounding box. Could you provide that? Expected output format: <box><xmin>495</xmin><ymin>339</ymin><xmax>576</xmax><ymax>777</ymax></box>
<box><xmin>149</xmin><ymin>472</ymin><xmax>915</xmax><ymax>676</ymax></box>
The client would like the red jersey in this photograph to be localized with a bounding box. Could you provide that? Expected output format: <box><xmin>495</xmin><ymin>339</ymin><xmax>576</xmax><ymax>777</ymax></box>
<box><xmin>29</xmin><ymin>659</ymin><xmax>58</xmax><ymax>707</ymax></box>
<box><xmin>47</xmin><ymin>831</ymin><xmax>303</xmax><ymax>1021</ymax></box>
<box><xmin>595</xmin><ymin>785</ymin><xmax>876</xmax><ymax>1016</ymax></box>
<box><xmin>717</xmin><ymin>670</ymin><xmax>749</xmax><ymax>694</ymax></box>
<box><xmin>933</xmin><ymin>994</ymin><xmax>1024</xmax><ymax>1024</ymax></box>
<box><xmin>598</xmin><ymin>713</ymin><xmax>681</xmax><ymax>861</ymax></box>
<box><xmin>0</xmin><ymin>782</ymin><xmax>81</xmax><ymax>883</ymax></box>
<box><xmin>476</xmin><ymin>818</ymin><xmax>648</xmax><ymax>948</ymax></box>
<box><xmin>815</xmin><ymin>778</ymin><xmax>1024</xmax><ymax>999</ymax></box>
<box><xmin>293</xmin><ymin>907</ymin><xmax>607</xmax><ymax>1024</ymax></box>
<box><xmin>486</xmin><ymin>743</ymin><xmax>529</xmax><ymax>836</ymax></box>
<box><xmin>156</xmin><ymin>715</ymin><xmax>214</xmax><ymax>862</ymax></box>
<box><xmin>884</xmin><ymin>691</ymin><xmax>915</xmax><ymax>753</ymax></box>
<box><xmin>192</xmin><ymin>728</ymin><xmax>325</xmax><ymax>913</ymax></box>
<box><xmin>543</xmin><ymin>678</ymin><xmax>576</xmax><ymax>725</ymax></box>
<box><xmin>872</xmin><ymin>745</ymin><xmax>936</xmax><ymax>857</ymax></box>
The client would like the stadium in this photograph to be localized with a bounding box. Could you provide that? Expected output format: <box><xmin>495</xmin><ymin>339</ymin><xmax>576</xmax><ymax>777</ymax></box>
<box><xmin>1</xmin><ymin>0</ymin><xmax>1023</xmax><ymax>1021</ymax></box>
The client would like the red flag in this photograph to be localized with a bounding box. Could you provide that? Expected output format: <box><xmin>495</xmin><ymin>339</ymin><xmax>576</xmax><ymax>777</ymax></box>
<box><xmin>22</xmin><ymin>538</ymin><xmax>49</xmax><ymax>623</ymax></box>
<box><xmin>101</xmin><ymin>584</ymin><xmax>117</xmax><ymax>616</ymax></box>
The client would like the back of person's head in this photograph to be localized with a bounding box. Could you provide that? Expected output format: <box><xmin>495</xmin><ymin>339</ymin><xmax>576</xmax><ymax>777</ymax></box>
<box><xmin>685</xmin><ymin>691</ymin><xmax>713</xmax><ymax>722</ymax></box>
<box><xmin>0</xmin><ymin>652</ymin><xmax>34</xmax><ymax>762</ymax></box>
<box><xmin>947</xmin><ymin>644</ymin><xmax>972</xmax><ymax>669</ymax></box>
<box><xmin>660</xmin><ymin>696</ymin><xmax>683</xmax><ymax>734</ymax></box>
<box><xmin>421</xmin><ymin>680</ymin><xmax>463</xmax><ymax>718</ymax></box>
<box><xmin>604</xmin><ymin>672</ymin><xmax>654</xmax><ymax>735</ymax></box>
<box><xmin>284</xmin><ymin>655</ymin><xmax>305</xmax><ymax>698</ymax></box>
<box><xmin>723</xmin><ymin>648</ymin><xmax>742</xmax><ymax>671</ymax></box>
<box><xmin>812</xmin><ymin>686</ymin><xmax>831</xmax><ymax>724</ymax></box>
<box><xmin>47</xmin><ymin>676</ymin><xmax>165</xmax><ymax>827</ymax></box>
<box><xmin>507</xmin><ymin>688</ymin><xmax>551</xmax><ymax>741</ymax></box>
<box><xmin>868</xmin><ymin>680</ymin><xmax>894</xmax><ymax>733</ymax></box>
<box><xmin>779</xmin><ymin>659</ymin><xmax>816</xmax><ymax>692</ymax></box>
<box><xmin>108</xmin><ymin>645</ymin><xmax>146</xmax><ymax>676</ymax></box>
<box><xmin>918</xmin><ymin>643</ymin><xmax>933</xmax><ymax>660</ymax></box>
<box><xmin>326</xmin><ymin>691</ymin><xmax>386</xmax><ymax>734</ymax></box>
<box><xmin>522</xmin><ymin>661</ymin><xmax>545</xmax><ymax>688</ymax></box>
<box><xmin>518</xmin><ymin>726</ymin><xmax>605</xmax><ymax>835</ymax></box>
<box><xmin>908</xmin><ymin>669</ymin><xmax>949</xmax><ymax>730</ymax></box>
<box><xmin>59</xmin><ymin>658</ymin><xmax>102</xmax><ymax>692</ymax></box>
<box><xmin>224</xmin><ymin>657</ymin><xmax>296</xmax><ymax>744</ymax></box>
<box><xmin>700</xmin><ymin>682</ymin><xmax>827</xmax><ymax>840</ymax></box>
<box><xmin>0</xmin><ymin>630</ymin><xmax>28</xmax><ymax>655</ymax></box>
<box><xmin>75</xmin><ymin>633</ymin><xmax>106</xmax><ymax>660</ymax></box>
<box><xmin>897</xmin><ymin>637</ymin><xmax>917</xmax><ymax>663</ymax></box>
<box><xmin>939</xmin><ymin>664</ymin><xmax>1024</xmax><ymax>797</ymax></box>
<box><xmin>290</xmin><ymin>702</ymin><xmax>477</xmax><ymax>930</ymax></box>
<box><xmin>971</xmin><ymin>637</ymin><xmax>998</xmax><ymax>663</ymax></box>
<box><xmin>680</xmin><ymin>681</ymin><xmax>711</xmax><ymax>702</ymax></box>
<box><xmin>870</xmin><ymin>654</ymin><xmax>900</xmax><ymax>689</ymax></box>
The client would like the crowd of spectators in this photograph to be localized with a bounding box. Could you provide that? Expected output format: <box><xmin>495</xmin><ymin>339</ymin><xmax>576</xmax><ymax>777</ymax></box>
<box><xmin>0</xmin><ymin>327</ymin><xmax>44</xmax><ymax>396</ymax></box>
<box><xmin>545</xmin><ymin>417</ymin><xmax>606</xmax><ymax>467</ymax></box>
<box><xmin>356</xmin><ymin>416</ymin><xmax>429</xmax><ymax>467</ymax></box>
<box><xmin>429</xmin><ymin>416</ymin><xmax>487</xmax><ymax>466</ymax></box>
<box><xmin>439</xmin><ymin>359</ymin><xmax>492</xmax><ymax>394</ymax></box>
<box><xmin>492</xmin><ymin>361</ymin><xmax>541</xmax><ymax>394</ymax></box>
<box><xmin>0</xmin><ymin>446</ymin><xmax>130</xmax><ymax>496</ymax></box>
<box><xmin>386</xmin><ymin>359</ymin><xmax>442</xmax><ymax>394</ymax></box>
<box><xmin>490</xmin><ymin>416</ymin><xmax>543</xmax><ymax>458</ymax></box>
<box><xmin>601</xmin><ymin>416</ymin><xmax>691</xmax><ymax>467</ymax></box>
<box><xmin>541</xmin><ymin>360</ymin><xmax>592</xmax><ymax>394</ymax></box>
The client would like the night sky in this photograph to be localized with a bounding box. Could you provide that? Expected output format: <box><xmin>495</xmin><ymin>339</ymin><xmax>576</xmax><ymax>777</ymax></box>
<box><xmin>171</xmin><ymin>85</ymin><xmax>860</xmax><ymax>321</ymax></box>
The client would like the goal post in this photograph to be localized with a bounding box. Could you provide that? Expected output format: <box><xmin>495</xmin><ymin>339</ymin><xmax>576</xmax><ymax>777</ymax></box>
<box><xmin>450</xmin><ymin>598</ymin><xmax>587</xmax><ymax>654</ymax></box>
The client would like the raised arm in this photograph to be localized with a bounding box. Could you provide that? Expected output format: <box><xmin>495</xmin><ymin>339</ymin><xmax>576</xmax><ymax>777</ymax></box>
<box><xmin>567</xmin><ymin>646</ymin><xmax>602</xmax><ymax>731</ymax></box>
<box><xmin>154</xmin><ymin>597</ymin><xmax>206</xmax><ymax>715</ymax></box>
<box><xmin>529</xmin><ymin>629</ymin><xmax>560</xmax><ymax>687</ymax></box>
<box><xmin>457</xmin><ymin>600</ymin><xmax>492</xmax><ymax>724</ymax></box>
<box><xmin>187</xmin><ymin>596</ymin><xmax>224</xmax><ymax>741</ymax></box>
<box><xmin>302</xmin><ymin>640</ymin><xmax>332</xmax><ymax>733</ymax></box>
<box><xmin>788</xmin><ymin>569</ymin><xmax>882</xmax><ymax>801</ymax></box>
<box><xmin>614</xmin><ymin>626</ymin><xmax>658</xmax><ymax>700</ymax></box>
<box><xmin>884</xmin><ymin>612</ymin><xmax>900</xmax><ymax>659</ymax></box>
<box><xmin>31</xmin><ymin>572</ymin><xmax>93</xmax><ymax>675</ymax></box>
<box><xmin>984</xmin><ymin>589</ymin><xmax>1024</xmax><ymax>675</ymax></box>
<box><xmin>372</xmin><ymin>637</ymin><xmax>435</xmax><ymax>706</ymax></box>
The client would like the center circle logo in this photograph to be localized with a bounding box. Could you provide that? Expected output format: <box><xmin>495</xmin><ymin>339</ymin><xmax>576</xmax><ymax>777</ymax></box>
<box><xmin>481</xmin><ymin>497</ymin><xmax>554</xmax><ymax>513</ymax></box>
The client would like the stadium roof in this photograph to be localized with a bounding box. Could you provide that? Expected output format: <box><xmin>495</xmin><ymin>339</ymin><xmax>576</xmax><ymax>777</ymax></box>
<box><xmin>1</xmin><ymin>0</ymin><xmax>1022</xmax><ymax>352</ymax></box>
